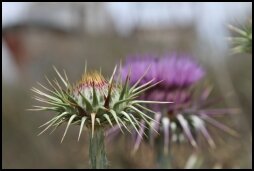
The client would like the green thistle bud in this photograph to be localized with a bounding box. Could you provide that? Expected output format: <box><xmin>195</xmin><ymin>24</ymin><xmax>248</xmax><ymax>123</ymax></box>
<box><xmin>29</xmin><ymin>65</ymin><xmax>169</xmax><ymax>168</ymax></box>
<box><xmin>228</xmin><ymin>20</ymin><xmax>252</xmax><ymax>54</ymax></box>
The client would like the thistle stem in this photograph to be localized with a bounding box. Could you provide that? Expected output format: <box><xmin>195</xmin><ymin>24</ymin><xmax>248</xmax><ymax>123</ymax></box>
<box><xmin>155</xmin><ymin>137</ymin><xmax>172</xmax><ymax>169</ymax></box>
<box><xmin>88</xmin><ymin>127</ymin><xmax>107</xmax><ymax>169</ymax></box>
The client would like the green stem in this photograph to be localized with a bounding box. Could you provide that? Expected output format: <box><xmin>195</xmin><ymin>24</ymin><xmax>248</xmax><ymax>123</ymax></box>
<box><xmin>155</xmin><ymin>137</ymin><xmax>172</xmax><ymax>169</ymax></box>
<box><xmin>89</xmin><ymin>127</ymin><xmax>108</xmax><ymax>169</ymax></box>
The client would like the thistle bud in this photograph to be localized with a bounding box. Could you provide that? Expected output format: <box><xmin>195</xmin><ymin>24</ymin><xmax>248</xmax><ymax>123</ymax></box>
<box><xmin>29</xmin><ymin>65</ymin><xmax>169</xmax><ymax>168</ymax></box>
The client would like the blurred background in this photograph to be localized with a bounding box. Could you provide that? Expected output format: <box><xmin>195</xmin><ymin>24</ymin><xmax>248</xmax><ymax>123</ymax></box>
<box><xmin>2</xmin><ymin>2</ymin><xmax>252</xmax><ymax>169</ymax></box>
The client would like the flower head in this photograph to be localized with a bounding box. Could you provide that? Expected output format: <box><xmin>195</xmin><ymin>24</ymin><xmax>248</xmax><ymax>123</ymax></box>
<box><xmin>109</xmin><ymin>53</ymin><xmax>238</xmax><ymax>153</ymax></box>
<box><xmin>121</xmin><ymin>53</ymin><xmax>204</xmax><ymax>88</ymax></box>
<box><xmin>121</xmin><ymin>53</ymin><xmax>204</xmax><ymax>113</ymax></box>
<box><xmin>30</xmin><ymin>65</ymin><xmax>170</xmax><ymax>143</ymax></box>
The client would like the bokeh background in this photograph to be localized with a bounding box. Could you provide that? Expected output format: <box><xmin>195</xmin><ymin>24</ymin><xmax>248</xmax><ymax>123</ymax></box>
<box><xmin>2</xmin><ymin>2</ymin><xmax>252</xmax><ymax>169</ymax></box>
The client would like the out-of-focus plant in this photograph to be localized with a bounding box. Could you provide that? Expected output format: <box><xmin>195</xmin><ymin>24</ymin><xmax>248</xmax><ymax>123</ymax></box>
<box><xmin>184</xmin><ymin>152</ymin><xmax>223</xmax><ymax>169</ymax></box>
<box><xmin>107</xmin><ymin>54</ymin><xmax>239</xmax><ymax>169</ymax></box>
<box><xmin>184</xmin><ymin>152</ymin><xmax>204</xmax><ymax>169</ymax></box>
<box><xmin>184</xmin><ymin>152</ymin><xmax>242</xmax><ymax>169</ymax></box>
<box><xmin>29</xmin><ymin>65</ymin><xmax>170</xmax><ymax>169</ymax></box>
<box><xmin>228</xmin><ymin>20</ymin><xmax>252</xmax><ymax>54</ymax></box>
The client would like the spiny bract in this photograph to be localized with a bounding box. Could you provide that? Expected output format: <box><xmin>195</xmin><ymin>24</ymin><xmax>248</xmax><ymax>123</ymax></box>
<box><xmin>30</xmin><ymin>66</ymin><xmax>170</xmax><ymax>143</ymax></box>
<box><xmin>228</xmin><ymin>21</ymin><xmax>252</xmax><ymax>54</ymax></box>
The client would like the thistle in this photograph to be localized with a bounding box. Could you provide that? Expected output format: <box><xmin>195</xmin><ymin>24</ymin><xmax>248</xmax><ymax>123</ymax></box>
<box><xmin>108</xmin><ymin>54</ymin><xmax>238</xmax><ymax>168</ymax></box>
<box><xmin>29</xmin><ymin>65</ymin><xmax>169</xmax><ymax>169</ymax></box>
<box><xmin>228</xmin><ymin>20</ymin><xmax>252</xmax><ymax>54</ymax></box>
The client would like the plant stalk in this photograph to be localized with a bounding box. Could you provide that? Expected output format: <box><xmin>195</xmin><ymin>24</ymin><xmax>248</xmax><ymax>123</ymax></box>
<box><xmin>155</xmin><ymin>137</ymin><xmax>172</xmax><ymax>169</ymax></box>
<box><xmin>89</xmin><ymin>127</ymin><xmax>107</xmax><ymax>169</ymax></box>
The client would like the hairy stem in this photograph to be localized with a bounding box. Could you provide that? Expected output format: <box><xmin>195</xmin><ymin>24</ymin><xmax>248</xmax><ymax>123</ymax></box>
<box><xmin>89</xmin><ymin>127</ymin><xmax>108</xmax><ymax>169</ymax></box>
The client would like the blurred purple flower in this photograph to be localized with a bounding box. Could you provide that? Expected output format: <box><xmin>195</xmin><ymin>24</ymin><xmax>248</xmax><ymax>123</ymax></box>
<box><xmin>108</xmin><ymin>53</ymin><xmax>238</xmax><ymax>154</ymax></box>
<box><xmin>120</xmin><ymin>53</ymin><xmax>204</xmax><ymax>113</ymax></box>
<box><xmin>121</xmin><ymin>53</ymin><xmax>205</xmax><ymax>88</ymax></box>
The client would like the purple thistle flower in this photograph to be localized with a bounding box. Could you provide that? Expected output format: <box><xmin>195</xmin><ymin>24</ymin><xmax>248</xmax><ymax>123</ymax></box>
<box><xmin>108</xmin><ymin>53</ymin><xmax>238</xmax><ymax>154</ymax></box>
<box><xmin>120</xmin><ymin>53</ymin><xmax>204</xmax><ymax>113</ymax></box>
<box><xmin>121</xmin><ymin>53</ymin><xmax>204</xmax><ymax>88</ymax></box>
